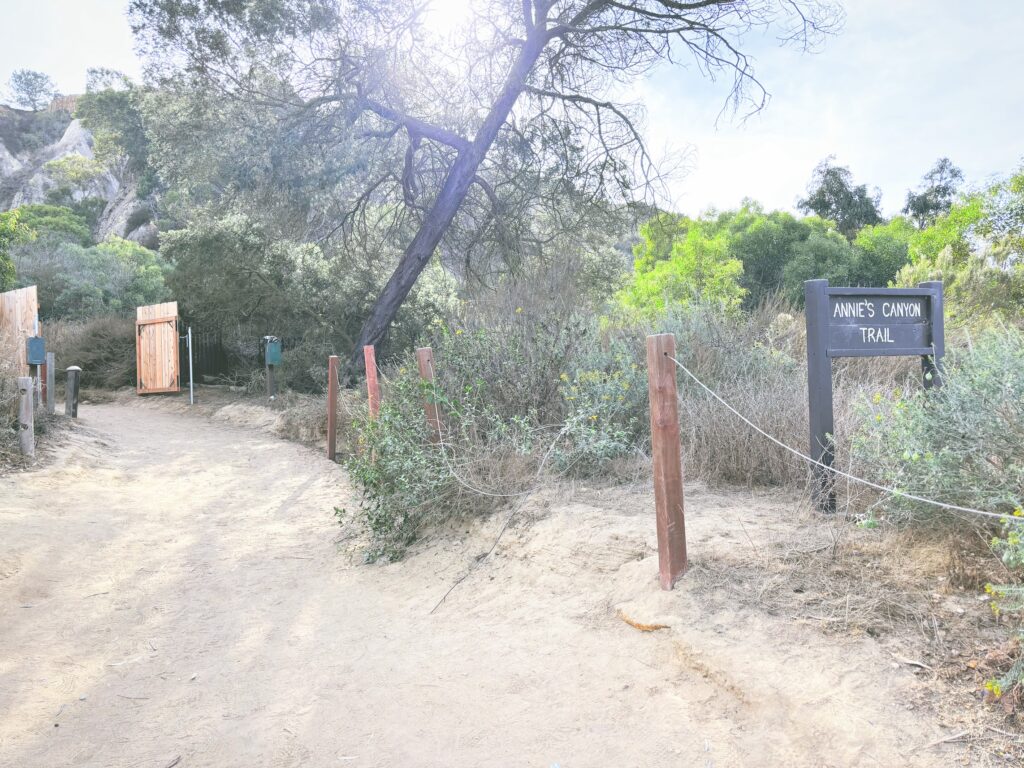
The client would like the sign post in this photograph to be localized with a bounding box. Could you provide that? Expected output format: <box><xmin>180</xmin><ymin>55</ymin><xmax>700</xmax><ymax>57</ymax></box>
<box><xmin>804</xmin><ymin>280</ymin><xmax>944</xmax><ymax>512</ymax></box>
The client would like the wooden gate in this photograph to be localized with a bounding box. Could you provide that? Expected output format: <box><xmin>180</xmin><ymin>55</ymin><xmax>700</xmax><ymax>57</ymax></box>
<box><xmin>0</xmin><ymin>285</ymin><xmax>40</xmax><ymax>376</ymax></box>
<box><xmin>136</xmin><ymin>301</ymin><xmax>180</xmax><ymax>394</ymax></box>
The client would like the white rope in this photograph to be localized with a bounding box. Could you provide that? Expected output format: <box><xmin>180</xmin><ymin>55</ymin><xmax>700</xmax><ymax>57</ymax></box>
<box><xmin>666</xmin><ymin>354</ymin><xmax>1013</xmax><ymax>523</ymax></box>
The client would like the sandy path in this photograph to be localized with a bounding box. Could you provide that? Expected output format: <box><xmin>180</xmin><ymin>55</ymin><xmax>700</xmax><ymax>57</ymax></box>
<box><xmin>0</xmin><ymin>402</ymin><xmax>957</xmax><ymax>767</ymax></box>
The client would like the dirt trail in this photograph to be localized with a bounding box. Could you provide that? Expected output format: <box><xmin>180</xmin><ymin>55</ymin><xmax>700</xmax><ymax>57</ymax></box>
<box><xmin>0</xmin><ymin>401</ymin><xmax>964</xmax><ymax>766</ymax></box>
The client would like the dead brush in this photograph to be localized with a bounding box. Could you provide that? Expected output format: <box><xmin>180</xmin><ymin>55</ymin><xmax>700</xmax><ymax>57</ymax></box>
<box><xmin>47</xmin><ymin>316</ymin><xmax>136</xmax><ymax>389</ymax></box>
<box><xmin>271</xmin><ymin>386</ymin><xmax>365</xmax><ymax>456</ymax></box>
<box><xmin>689</xmin><ymin>490</ymin><xmax>1006</xmax><ymax>649</ymax></box>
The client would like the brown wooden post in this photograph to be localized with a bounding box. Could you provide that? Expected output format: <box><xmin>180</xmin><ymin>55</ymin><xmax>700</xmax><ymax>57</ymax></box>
<box><xmin>39</xmin><ymin>359</ymin><xmax>47</xmax><ymax>408</ymax></box>
<box><xmin>327</xmin><ymin>355</ymin><xmax>339</xmax><ymax>460</ymax></box>
<box><xmin>17</xmin><ymin>376</ymin><xmax>34</xmax><ymax>457</ymax></box>
<box><xmin>646</xmin><ymin>334</ymin><xmax>687</xmax><ymax>589</ymax></box>
<box><xmin>415</xmin><ymin>347</ymin><xmax>441</xmax><ymax>443</ymax></box>
<box><xmin>364</xmin><ymin>345</ymin><xmax>381</xmax><ymax>419</ymax></box>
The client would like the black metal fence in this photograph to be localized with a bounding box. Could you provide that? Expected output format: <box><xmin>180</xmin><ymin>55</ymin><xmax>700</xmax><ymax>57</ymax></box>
<box><xmin>175</xmin><ymin>326</ymin><xmax>307</xmax><ymax>383</ymax></box>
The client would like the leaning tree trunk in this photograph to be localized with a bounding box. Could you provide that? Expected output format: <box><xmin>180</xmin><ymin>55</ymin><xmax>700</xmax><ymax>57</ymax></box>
<box><xmin>349</xmin><ymin>30</ymin><xmax>548</xmax><ymax>372</ymax></box>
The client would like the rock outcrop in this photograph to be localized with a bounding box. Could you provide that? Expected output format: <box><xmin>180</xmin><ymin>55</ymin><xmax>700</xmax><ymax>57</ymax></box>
<box><xmin>0</xmin><ymin>103</ymin><xmax>151</xmax><ymax>244</ymax></box>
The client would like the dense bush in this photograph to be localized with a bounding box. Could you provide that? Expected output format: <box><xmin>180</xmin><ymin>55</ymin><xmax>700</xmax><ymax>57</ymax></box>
<box><xmin>851</xmin><ymin>328</ymin><xmax>1024</xmax><ymax>701</ymax></box>
<box><xmin>343</xmin><ymin>296</ymin><xmax>817</xmax><ymax>558</ymax></box>
<box><xmin>0</xmin><ymin>209</ymin><xmax>32</xmax><ymax>291</ymax></box>
<box><xmin>851</xmin><ymin>327</ymin><xmax>1024</xmax><ymax>524</ymax></box>
<box><xmin>344</xmin><ymin>371</ymin><xmax>470</xmax><ymax>561</ymax></box>
<box><xmin>47</xmin><ymin>316</ymin><xmax>137</xmax><ymax>389</ymax></box>
<box><xmin>15</xmin><ymin>236</ymin><xmax>169</xmax><ymax>319</ymax></box>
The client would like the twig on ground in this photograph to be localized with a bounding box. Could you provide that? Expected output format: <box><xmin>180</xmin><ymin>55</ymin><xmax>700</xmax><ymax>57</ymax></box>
<box><xmin>916</xmin><ymin>730</ymin><xmax>969</xmax><ymax>752</ymax></box>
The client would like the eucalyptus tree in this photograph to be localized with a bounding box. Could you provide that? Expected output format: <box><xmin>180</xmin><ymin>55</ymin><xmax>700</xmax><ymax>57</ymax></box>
<box><xmin>798</xmin><ymin>157</ymin><xmax>882</xmax><ymax>240</ymax></box>
<box><xmin>130</xmin><ymin>0</ymin><xmax>842</xmax><ymax>369</ymax></box>
<box><xmin>902</xmin><ymin>157</ymin><xmax>964</xmax><ymax>229</ymax></box>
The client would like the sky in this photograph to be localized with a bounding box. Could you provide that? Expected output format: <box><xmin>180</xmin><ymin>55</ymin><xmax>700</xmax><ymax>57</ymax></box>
<box><xmin>1</xmin><ymin>0</ymin><xmax>1022</xmax><ymax>217</ymax></box>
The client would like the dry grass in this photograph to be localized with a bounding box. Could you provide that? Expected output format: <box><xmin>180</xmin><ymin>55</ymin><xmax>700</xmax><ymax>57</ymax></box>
<box><xmin>0</xmin><ymin>329</ymin><xmax>70</xmax><ymax>472</ymax></box>
<box><xmin>47</xmin><ymin>316</ymin><xmax>136</xmax><ymax>389</ymax></box>
<box><xmin>688</xmin><ymin>499</ymin><xmax>1021</xmax><ymax>727</ymax></box>
<box><xmin>267</xmin><ymin>386</ymin><xmax>367</xmax><ymax>458</ymax></box>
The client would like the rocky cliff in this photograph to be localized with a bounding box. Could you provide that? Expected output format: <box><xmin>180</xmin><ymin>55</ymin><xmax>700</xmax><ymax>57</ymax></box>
<box><xmin>0</xmin><ymin>104</ymin><xmax>155</xmax><ymax>246</ymax></box>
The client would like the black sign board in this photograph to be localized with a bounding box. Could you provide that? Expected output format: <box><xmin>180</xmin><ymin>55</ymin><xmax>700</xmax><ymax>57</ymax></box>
<box><xmin>804</xmin><ymin>280</ymin><xmax>944</xmax><ymax>512</ymax></box>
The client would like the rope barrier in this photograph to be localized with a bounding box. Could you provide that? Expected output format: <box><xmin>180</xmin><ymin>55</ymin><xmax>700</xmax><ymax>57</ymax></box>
<box><xmin>666</xmin><ymin>354</ymin><xmax>1012</xmax><ymax>523</ymax></box>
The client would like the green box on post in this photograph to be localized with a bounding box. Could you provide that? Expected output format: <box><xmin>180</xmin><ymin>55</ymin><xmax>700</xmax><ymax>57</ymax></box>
<box><xmin>26</xmin><ymin>336</ymin><xmax>46</xmax><ymax>366</ymax></box>
<box><xmin>265</xmin><ymin>337</ymin><xmax>282</xmax><ymax>366</ymax></box>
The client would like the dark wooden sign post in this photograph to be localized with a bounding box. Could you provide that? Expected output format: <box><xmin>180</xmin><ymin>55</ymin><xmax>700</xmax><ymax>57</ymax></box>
<box><xmin>805</xmin><ymin>279</ymin><xmax>944</xmax><ymax>512</ymax></box>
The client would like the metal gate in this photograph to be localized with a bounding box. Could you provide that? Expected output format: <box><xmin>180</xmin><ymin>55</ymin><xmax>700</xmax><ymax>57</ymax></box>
<box><xmin>136</xmin><ymin>301</ymin><xmax>180</xmax><ymax>394</ymax></box>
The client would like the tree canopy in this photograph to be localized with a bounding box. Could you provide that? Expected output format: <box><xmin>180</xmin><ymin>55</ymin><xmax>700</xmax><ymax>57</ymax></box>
<box><xmin>798</xmin><ymin>157</ymin><xmax>882</xmax><ymax>239</ymax></box>
<box><xmin>128</xmin><ymin>0</ymin><xmax>842</xmax><ymax>369</ymax></box>
<box><xmin>902</xmin><ymin>157</ymin><xmax>964</xmax><ymax>229</ymax></box>
<box><xmin>7</xmin><ymin>69</ymin><xmax>57</xmax><ymax>111</ymax></box>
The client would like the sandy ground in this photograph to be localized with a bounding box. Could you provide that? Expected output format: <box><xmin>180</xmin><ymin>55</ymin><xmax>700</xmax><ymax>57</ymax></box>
<box><xmin>0</xmin><ymin>399</ymin><xmax>991</xmax><ymax>767</ymax></box>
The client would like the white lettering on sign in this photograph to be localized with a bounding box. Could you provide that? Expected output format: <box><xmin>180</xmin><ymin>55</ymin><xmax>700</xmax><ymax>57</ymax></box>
<box><xmin>833</xmin><ymin>301</ymin><xmax>875</xmax><ymax>319</ymax></box>
<box><xmin>881</xmin><ymin>301</ymin><xmax>922</xmax><ymax>318</ymax></box>
<box><xmin>860</xmin><ymin>327</ymin><xmax>894</xmax><ymax>344</ymax></box>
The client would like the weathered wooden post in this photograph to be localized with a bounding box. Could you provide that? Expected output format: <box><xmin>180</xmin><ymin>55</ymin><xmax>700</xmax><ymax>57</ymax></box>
<box><xmin>17</xmin><ymin>376</ymin><xmax>34</xmax><ymax>457</ymax></box>
<box><xmin>415</xmin><ymin>346</ymin><xmax>441</xmax><ymax>443</ymax></box>
<box><xmin>920</xmin><ymin>280</ymin><xmax>945</xmax><ymax>389</ymax></box>
<box><xmin>44</xmin><ymin>352</ymin><xmax>55</xmax><ymax>414</ymax></box>
<box><xmin>364</xmin><ymin>345</ymin><xmax>381</xmax><ymax>419</ymax></box>
<box><xmin>804</xmin><ymin>279</ymin><xmax>836</xmax><ymax>514</ymax></box>
<box><xmin>646</xmin><ymin>333</ymin><xmax>687</xmax><ymax>589</ymax></box>
<box><xmin>65</xmin><ymin>366</ymin><xmax>81</xmax><ymax>418</ymax></box>
<box><xmin>327</xmin><ymin>355</ymin><xmax>339</xmax><ymax>460</ymax></box>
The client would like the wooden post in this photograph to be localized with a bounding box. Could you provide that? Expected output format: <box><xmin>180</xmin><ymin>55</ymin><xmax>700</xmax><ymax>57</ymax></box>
<box><xmin>17</xmin><ymin>376</ymin><xmax>34</xmax><ymax>457</ymax></box>
<box><xmin>804</xmin><ymin>279</ymin><xmax>836</xmax><ymax>514</ymax></box>
<box><xmin>327</xmin><ymin>355</ymin><xmax>339</xmax><ymax>460</ymax></box>
<box><xmin>45</xmin><ymin>352</ymin><xmax>55</xmax><ymax>415</ymax></box>
<box><xmin>920</xmin><ymin>280</ymin><xmax>945</xmax><ymax>390</ymax></box>
<box><xmin>415</xmin><ymin>347</ymin><xmax>441</xmax><ymax>443</ymax></box>
<box><xmin>65</xmin><ymin>366</ymin><xmax>81</xmax><ymax>418</ymax></box>
<box><xmin>646</xmin><ymin>334</ymin><xmax>687</xmax><ymax>589</ymax></box>
<box><xmin>364</xmin><ymin>345</ymin><xmax>380</xmax><ymax>419</ymax></box>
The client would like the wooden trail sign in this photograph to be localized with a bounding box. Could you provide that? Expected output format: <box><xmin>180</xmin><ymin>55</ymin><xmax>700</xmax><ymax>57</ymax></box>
<box><xmin>805</xmin><ymin>279</ymin><xmax>944</xmax><ymax>512</ymax></box>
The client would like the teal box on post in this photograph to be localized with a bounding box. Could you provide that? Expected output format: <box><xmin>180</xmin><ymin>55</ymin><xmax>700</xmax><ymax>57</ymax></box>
<box><xmin>26</xmin><ymin>336</ymin><xmax>45</xmax><ymax>365</ymax></box>
<box><xmin>265</xmin><ymin>337</ymin><xmax>282</xmax><ymax>365</ymax></box>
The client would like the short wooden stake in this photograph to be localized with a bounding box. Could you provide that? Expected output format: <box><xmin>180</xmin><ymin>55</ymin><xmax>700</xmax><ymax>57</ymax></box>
<box><xmin>327</xmin><ymin>355</ymin><xmax>339</xmax><ymax>460</ymax></box>
<box><xmin>65</xmin><ymin>366</ymin><xmax>81</xmax><ymax>418</ymax></box>
<box><xmin>364</xmin><ymin>345</ymin><xmax>380</xmax><ymax>419</ymax></box>
<box><xmin>415</xmin><ymin>346</ymin><xmax>441</xmax><ymax>443</ymax></box>
<box><xmin>45</xmin><ymin>352</ymin><xmax>56</xmax><ymax>414</ymax></box>
<box><xmin>17</xmin><ymin>376</ymin><xmax>34</xmax><ymax>457</ymax></box>
<box><xmin>646</xmin><ymin>334</ymin><xmax>687</xmax><ymax>589</ymax></box>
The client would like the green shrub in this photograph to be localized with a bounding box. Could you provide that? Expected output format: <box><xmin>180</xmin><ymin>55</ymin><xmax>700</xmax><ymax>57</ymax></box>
<box><xmin>343</xmin><ymin>370</ymin><xmax>467</xmax><ymax>562</ymax></box>
<box><xmin>851</xmin><ymin>327</ymin><xmax>1024</xmax><ymax>523</ymax></box>
<box><xmin>557</xmin><ymin>340</ymin><xmax>648</xmax><ymax>473</ymax></box>
<box><xmin>343</xmin><ymin>297</ymin><xmax>819</xmax><ymax>559</ymax></box>
<box><xmin>851</xmin><ymin>327</ymin><xmax>1024</xmax><ymax>702</ymax></box>
<box><xmin>48</xmin><ymin>316</ymin><xmax>137</xmax><ymax>389</ymax></box>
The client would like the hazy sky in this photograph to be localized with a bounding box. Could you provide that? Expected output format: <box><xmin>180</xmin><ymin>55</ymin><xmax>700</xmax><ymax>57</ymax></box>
<box><xmin>2</xmin><ymin>0</ymin><xmax>1022</xmax><ymax>217</ymax></box>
